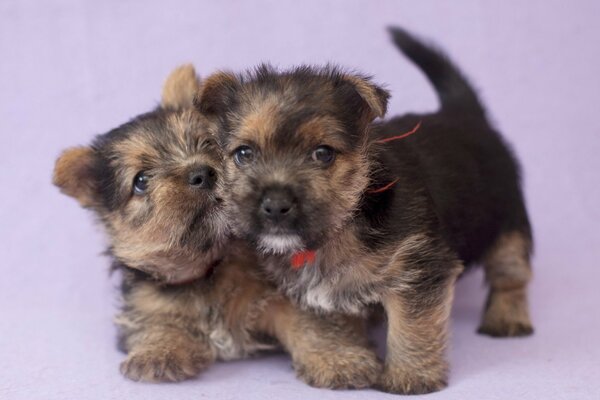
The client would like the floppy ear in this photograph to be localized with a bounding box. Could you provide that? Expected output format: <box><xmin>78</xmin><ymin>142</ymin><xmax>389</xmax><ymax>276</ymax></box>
<box><xmin>53</xmin><ymin>147</ymin><xmax>98</xmax><ymax>208</ymax></box>
<box><xmin>161</xmin><ymin>64</ymin><xmax>201</xmax><ymax>109</ymax></box>
<box><xmin>194</xmin><ymin>71</ymin><xmax>240</xmax><ymax>116</ymax></box>
<box><xmin>341</xmin><ymin>74</ymin><xmax>390</xmax><ymax>122</ymax></box>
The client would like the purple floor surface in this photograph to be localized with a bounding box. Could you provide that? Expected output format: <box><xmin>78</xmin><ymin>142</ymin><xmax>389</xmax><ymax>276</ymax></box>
<box><xmin>1</xmin><ymin>1</ymin><xmax>599</xmax><ymax>399</ymax></box>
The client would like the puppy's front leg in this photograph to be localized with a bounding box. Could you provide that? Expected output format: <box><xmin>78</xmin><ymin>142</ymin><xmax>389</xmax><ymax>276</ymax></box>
<box><xmin>379</xmin><ymin>260</ymin><xmax>462</xmax><ymax>394</ymax></box>
<box><xmin>117</xmin><ymin>281</ymin><xmax>216</xmax><ymax>382</ymax></box>
<box><xmin>259</xmin><ymin>299</ymin><xmax>381</xmax><ymax>389</ymax></box>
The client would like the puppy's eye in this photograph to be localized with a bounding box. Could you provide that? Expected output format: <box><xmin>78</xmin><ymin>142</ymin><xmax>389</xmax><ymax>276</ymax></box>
<box><xmin>233</xmin><ymin>145</ymin><xmax>255</xmax><ymax>166</ymax></box>
<box><xmin>311</xmin><ymin>145</ymin><xmax>335</xmax><ymax>165</ymax></box>
<box><xmin>133</xmin><ymin>172</ymin><xmax>149</xmax><ymax>195</ymax></box>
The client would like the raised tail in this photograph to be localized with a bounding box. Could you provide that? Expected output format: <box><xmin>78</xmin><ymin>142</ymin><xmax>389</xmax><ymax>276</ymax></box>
<box><xmin>388</xmin><ymin>26</ymin><xmax>485</xmax><ymax>116</ymax></box>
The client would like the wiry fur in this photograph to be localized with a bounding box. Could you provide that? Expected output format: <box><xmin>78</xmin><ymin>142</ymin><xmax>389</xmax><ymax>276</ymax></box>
<box><xmin>198</xmin><ymin>28</ymin><xmax>534</xmax><ymax>394</ymax></box>
<box><xmin>196</xmin><ymin>64</ymin><xmax>383</xmax><ymax>250</ymax></box>
<box><xmin>53</xmin><ymin>65</ymin><xmax>381</xmax><ymax>387</ymax></box>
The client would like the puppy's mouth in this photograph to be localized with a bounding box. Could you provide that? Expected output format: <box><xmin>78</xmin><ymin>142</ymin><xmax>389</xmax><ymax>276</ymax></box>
<box><xmin>257</xmin><ymin>233</ymin><xmax>304</xmax><ymax>255</ymax></box>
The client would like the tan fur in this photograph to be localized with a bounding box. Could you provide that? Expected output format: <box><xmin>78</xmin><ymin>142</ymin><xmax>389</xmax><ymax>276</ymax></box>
<box><xmin>295</xmin><ymin>116</ymin><xmax>349</xmax><ymax>151</ymax></box>
<box><xmin>258</xmin><ymin>298</ymin><xmax>381</xmax><ymax>389</ymax></box>
<box><xmin>291</xmin><ymin>228</ymin><xmax>462</xmax><ymax>393</ymax></box>
<box><xmin>377</xmin><ymin>263</ymin><xmax>460</xmax><ymax>394</ymax></box>
<box><xmin>479</xmin><ymin>232</ymin><xmax>533</xmax><ymax>336</ymax></box>
<box><xmin>196</xmin><ymin>67</ymin><xmax>475</xmax><ymax>394</ymax></box>
<box><xmin>78</xmin><ymin>107</ymin><xmax>227</xmax><ymax>284</ymax></box>
<box><xmin>54</xmin><ymin>64</ymin><xmax>381</xmax><ymax>388</ymax></box>
<box><xmin>194</xmin><ymin>70</ymin><xmax>239</xmax><ymax>115</ymax></box>
<box><xmin>119</xmin><ymin>325</ymin><xmax>214</xmax><ymax>382</ymax></box>
<box><xmin>235</xmin><ymin>97</ymin><xmax>281</xmax><ymax>149</ymax></box>
<box><xmin>343</xmin><ymin>74</ymin><xmax>388</xmax><ymax>119</ymax></box>
<box><xmin>53</xmin><ymin>147</ymin><xmax>97</xmax><ymax>207</ymax></box>
<box><xmin>222</xmin><ymin>112</ymin><xmax>372</xmax><ymax>243</ymax></box>
<box><xmin>161</xmin><ymin>64</ymin><xmax>201</xmax><ymax>109</ymax></box>
<box><xmin>260</xmin><ymin>225</ymin><xmax>464</xmax><ymax>393</ymax></box>
<box><xmin>200</xmin><ymin>71</ymin><xmax>238</xmax><ymax>94</ymax></box>
<box><xmin>118</xmin><ymin>243</ymin><xmax>381</xmax><ymax>387</ymax></box>
<box><xmin>117</xmin><ymin>246</ymin><xmax>281</xmax><ymax>364</ymax></box>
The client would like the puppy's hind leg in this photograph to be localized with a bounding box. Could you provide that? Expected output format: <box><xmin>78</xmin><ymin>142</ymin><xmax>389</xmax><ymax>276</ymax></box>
<box><xmin>478</xmin><ymin>231</ymin><xmax>534</xmax><ymax>337</ymax></box>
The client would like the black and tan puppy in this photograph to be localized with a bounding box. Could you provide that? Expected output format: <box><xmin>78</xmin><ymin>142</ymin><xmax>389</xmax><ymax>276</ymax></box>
<box><xmin>197</xmin><ymin>28</ymin><xmax>533</xmax><ymax>394</ymax></box>
<box><xmin>53</xmin><ymin>65</ymin><xmax>381</xmax><ymax>387</ymax></box>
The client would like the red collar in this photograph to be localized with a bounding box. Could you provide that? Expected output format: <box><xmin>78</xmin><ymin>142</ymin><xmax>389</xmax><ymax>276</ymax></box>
<box><xmin>367</xmin><ymin>120</ymin><xmax>422</xmax><ymax>195</ymax></box>
<box><xmin>375</xmin><ymin>120</ymin><xmax>421</xmax><ymax>144</ymax></box>
<box><xmin>367</xmin><ymin>178</ymin><xmax>400</xmax><ymax>194</ymax></box>
<box><xmin>290</xmin><ymin>250</ymin><xmax>316</xmax><ymax>269</ymax></box>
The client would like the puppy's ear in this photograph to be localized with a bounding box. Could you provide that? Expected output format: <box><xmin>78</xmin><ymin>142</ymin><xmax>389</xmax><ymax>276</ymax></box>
<box><xmin>340</xmin><ymin>74</ymin><xmax>390</xmax><ymax>123</ymax></box>
<box><xmin>53</xmin><ymin>147</ymin><xmax>98</xmax><ymax>208</ymax></box>
<box><xmin>161</xmin><ymin>64</ymin><xmax>201</xmax><ymax>109</ymax></box>
<box><xmin>194</xmin><ymin>71</ymin><xmax>240</xmax><ymax>116</ymax></box>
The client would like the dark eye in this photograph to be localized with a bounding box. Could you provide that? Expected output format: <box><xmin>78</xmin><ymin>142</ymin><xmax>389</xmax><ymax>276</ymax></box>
<box><xmin>133</xmin><ymin>172</ymin><xmax>149</xmax><ymax>195</ymax></box>
<box><xmin>311</xmin><ymin>145</ymin><xmax>335</xmax><ymax>165</ymax></box>
<box><xmin>234</xmin><ymin>145</ymin><xmax>255</xmax><ymax>166</ymax></box>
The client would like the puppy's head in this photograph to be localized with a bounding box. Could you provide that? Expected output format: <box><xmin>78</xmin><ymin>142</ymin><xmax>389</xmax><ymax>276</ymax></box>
<box><xmin>197</xmin><ymin>65</ymin><xmax>389</xmax><ymax>255</ymax></box>
<box><xmin>54</xmin><ymin>65</ymin><xmax>227</xmax><ymax>283</ymax></box>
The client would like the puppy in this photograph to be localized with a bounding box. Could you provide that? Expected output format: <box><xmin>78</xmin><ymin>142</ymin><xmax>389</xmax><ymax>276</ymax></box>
<box><xmin>53</xmin><ymin>65</ymin><xmax>381</xmax><ymax>387</ymax></box>
<box><xmin>197</xmin><ymin>28</ymin><xmax>533</xmax><ymax>394</ymax></box>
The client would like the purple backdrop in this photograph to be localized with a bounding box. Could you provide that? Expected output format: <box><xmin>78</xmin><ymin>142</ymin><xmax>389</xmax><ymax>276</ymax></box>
<box><xmin>1</xmin><ymin>1</ymin><xmax>599</xmax><ymax>399</ymax></box>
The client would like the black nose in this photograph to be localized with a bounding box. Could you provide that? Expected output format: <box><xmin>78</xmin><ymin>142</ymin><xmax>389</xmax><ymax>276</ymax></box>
<box><xmin>188</xmin><ymin>166</ymin><xmax>216</xmax><ymax>189</ymax></box>
<box><xmin>260</xmin><ymin>187</ymin><xmax>296</xmax><ymax>221</ymax></box>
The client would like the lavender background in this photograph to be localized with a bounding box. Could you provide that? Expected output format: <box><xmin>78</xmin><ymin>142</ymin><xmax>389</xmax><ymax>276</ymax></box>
<box><xmin>1</xmin><ymin>1</ymin><xmax>599</xmax><ymax>399</ymax></box>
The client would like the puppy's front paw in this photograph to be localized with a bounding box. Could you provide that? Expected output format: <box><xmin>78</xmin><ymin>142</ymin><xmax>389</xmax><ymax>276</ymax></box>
<box><xmin>120</xmin><ymin>343</ymin><xmax>212</xmax><ymax>382</ymax></box>
<box><xmin>293</xmin><ymin>346</ymin><xmax>382</xmax><ymax>389</ymax></box>
<box><xmin>376</xmin><ymin>365</ymin><xmax>448</xmax><ymax>395</ymax></box>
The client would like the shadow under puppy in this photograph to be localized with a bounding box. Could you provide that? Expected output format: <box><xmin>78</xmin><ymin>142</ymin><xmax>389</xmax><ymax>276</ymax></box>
<box><xmin>52</xmin><ymin>65</ymin><xmax>381</xmax><ymax>387</ymax></box>
<box><xmin>196</xmin><ymin>28</ymin><xmax>533</xmax><ymax>394</ymax></box>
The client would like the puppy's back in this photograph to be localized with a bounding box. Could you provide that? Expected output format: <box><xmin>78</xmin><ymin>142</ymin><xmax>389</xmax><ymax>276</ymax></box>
<box><xmin>375</xmin><ymin>28</ymin><xmax>531</xmax><ymax>265</ymax></box>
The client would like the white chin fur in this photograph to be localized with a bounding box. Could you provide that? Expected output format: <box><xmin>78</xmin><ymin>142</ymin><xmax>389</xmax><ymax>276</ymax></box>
<box><xmin>258</xmin><ymin>234</ymin><xmax>303</xmax><ymax>255</ymax></box>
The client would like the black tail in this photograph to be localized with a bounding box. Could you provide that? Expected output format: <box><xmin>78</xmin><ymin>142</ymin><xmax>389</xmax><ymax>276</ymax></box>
<box><xmin>388</xmin><ymin>26</ymin><xmax>485</xmax><ymax>115</ymax></box>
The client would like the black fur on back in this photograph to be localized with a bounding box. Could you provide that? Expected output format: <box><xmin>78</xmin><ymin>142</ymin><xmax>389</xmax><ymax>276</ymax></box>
<box><xmin>365</xmin><ymin>28</ymin><xmax>532</xmax><ymax>266</ymax></box>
